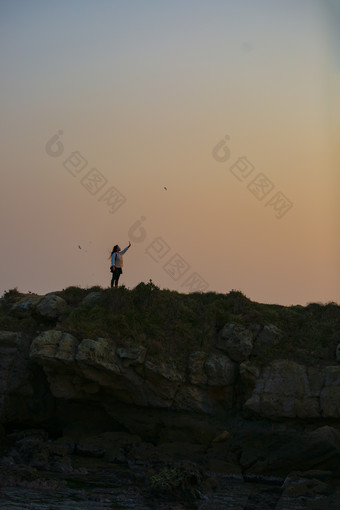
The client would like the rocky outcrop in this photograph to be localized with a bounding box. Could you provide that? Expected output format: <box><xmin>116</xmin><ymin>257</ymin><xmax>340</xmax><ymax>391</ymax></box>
<box><xmin>1</xmin><ymin>289</ymin><xmax>340</xmax><ymax>506</ymax></box>
<box><xmin>29</xmin><ymin>331</ymin><xmax>238</xmax><ymax>415</ymax></box>
<box><xmin>25</xmin><ymin>328</ymin><xmax>340</xmax><ymax>423</ymax></box>
<box><xmin>1</xmin><ymin>323</ymin><xmax>339</xmax><ymax>430</ymax></box>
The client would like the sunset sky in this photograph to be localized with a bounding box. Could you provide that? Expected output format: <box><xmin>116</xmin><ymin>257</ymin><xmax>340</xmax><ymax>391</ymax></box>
<box><xmin>1</xmin><ymin>0</ymin><xmax>339</xmax><ymax>306</ymax></box>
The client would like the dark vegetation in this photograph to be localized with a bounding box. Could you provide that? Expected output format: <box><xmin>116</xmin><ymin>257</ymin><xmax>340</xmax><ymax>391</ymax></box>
<box><xmin>1</xmin><ymin>282</ymin><xmax>339</xmax><ymax>366</ymax></box>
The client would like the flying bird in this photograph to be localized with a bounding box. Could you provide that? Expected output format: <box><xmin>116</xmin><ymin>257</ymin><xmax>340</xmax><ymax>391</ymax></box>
<box><xmin>164</xmin><ymin>186</ymin><xmax>167</xmax><ymax>190</ymax></box>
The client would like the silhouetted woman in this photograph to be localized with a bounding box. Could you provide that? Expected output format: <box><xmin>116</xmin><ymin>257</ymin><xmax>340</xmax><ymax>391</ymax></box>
<box><xmin>110</xmin><ymin>241</ymin><xmax>131</xmax><ymax>287</ymax></box>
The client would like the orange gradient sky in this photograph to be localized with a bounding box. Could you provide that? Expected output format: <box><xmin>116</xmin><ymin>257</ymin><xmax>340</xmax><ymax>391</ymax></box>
<box><xmin>1</xmin><ymin>0</ymin><xmax>339</xmax><ymax>305</ymax></box>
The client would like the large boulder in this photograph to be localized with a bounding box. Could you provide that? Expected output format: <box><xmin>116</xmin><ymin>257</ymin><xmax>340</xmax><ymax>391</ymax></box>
<box><xmin>204</xmin><ymin>353</ymin><xmax>237</xmax><ymax>386</ymax></box>
<box><xmin>216</xmin><ymin>323</ymin><xmax>253</xmax><ymax>362</ymax></box>
<box><xmin>81</xmin><ymin>292</ymin><xmax>102</xmax><ymax>306</ymax></box>
<box><xmin>238</xmin><ymin>425</ymin><xmax>340</xmax><ymax>478</ymax></box>
<box><xmin>36</xmin><ymin>294</ymin><xmax>67</xmax><ymax>319</ymax></box>
<box><xmin>253</xmin><ymin>324</ymin><xmax>283</xmax><ymax>350</ymax></box>
<box><xmin>187</xmin><ymin>351</ymin><xmax>236</xmax><ymax>387</ymax></box>
<box><xmin>30</xmin><ymin>331</ymin><xmax>79</xmax><ymax>364</ymax></box>
<box><xmin>243</xmin><ymin>360</ymin><xmax>320</xmax><ymax>419</ymax></box>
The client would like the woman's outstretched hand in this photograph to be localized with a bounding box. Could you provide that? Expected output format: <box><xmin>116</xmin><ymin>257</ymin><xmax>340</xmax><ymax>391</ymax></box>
<box><xmin>128</xmin><ymin>241</ymin><xmax>131</xmax><ymax>247</ymax></box>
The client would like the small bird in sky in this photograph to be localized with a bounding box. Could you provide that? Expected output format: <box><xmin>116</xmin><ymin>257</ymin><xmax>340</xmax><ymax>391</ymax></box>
<box><xmin>164</xmin><ymin>186</ymin><xmax>167</xmax><ymax>190</ymax></box>
<box><xmin>78</xmin><ymin>245</ymin><xmax>82</xmax><ymax>249</ymax></box>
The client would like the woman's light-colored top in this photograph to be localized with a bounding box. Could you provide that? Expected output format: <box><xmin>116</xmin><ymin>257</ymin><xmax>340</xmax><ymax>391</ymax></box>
<box><xmin>111</xmin><ymin>245</ymin><xmax>129</xmax><ymax>268</ymax></box>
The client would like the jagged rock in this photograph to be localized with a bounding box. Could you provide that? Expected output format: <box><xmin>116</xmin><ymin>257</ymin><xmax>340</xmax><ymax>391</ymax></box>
<box><xmin>254</xmin><ymin>324</ymin><xmax>283</xmax><ymax>349</ymax></box>
<box><xmin>187</xmin><ymin>351</ymin><xmax>208</xmax><ymax>385</ymax></box>
<box><xmin>30</xmin><ymin>331</ymin><xmax>79</xmax><ymax>363</ymax></box>
<box><xmin>36</xmin><ymin>294</ymin><xmax>67</xmax><ymax>319</ymax></box>
<box><xmin>239</xmin><ymin>362</ymin><xmax>260</xmax><ymax>401</ymax></box>
<box><xmin>243</xmin><ymin>360</ymin><xmax>320</xmax><ymax>418</ymax></box>
<box><xmin>173</xmin><ymin>385</ymin><xmax>216</xmax><ymax>414</ymax></box>
<box><xmin>188</xmin><ymin>351</ymin><xmax>237</xmax><ymax>388</ymax></box>
<box><xmin>116</xmin><ymin>345</ymin><xmax>147</xmax><ymax>366</ymax></box>
<box><xmin>204</xmin><ymin>353</ymin><xmax>236</xmax><ymax>386</ymax></box>
<box><xmin>143</xmin><ymin>359</ymin><xmax>185</xmax><ymax>401</ymax></box>
<box><xmin>76</xmin><ymin>337</ymin><xmax>121</xmax><ymax>373</ymax></box>
<box><xmin>216</xmin><ymin>323</ymin><xmax>253</xmax><ymax>362</ymax></box>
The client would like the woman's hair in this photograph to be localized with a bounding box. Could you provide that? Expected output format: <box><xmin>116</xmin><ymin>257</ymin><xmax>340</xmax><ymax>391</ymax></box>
<box><xmin>109</xmin><ymin>245</ymin><xmax>119</xmax><ymax>258</ymax></box>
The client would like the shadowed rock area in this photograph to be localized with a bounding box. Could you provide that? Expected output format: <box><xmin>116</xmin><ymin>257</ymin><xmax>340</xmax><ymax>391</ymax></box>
<box><xmin>0</xmin><ymin>284</ymin><xmax>340</xmax><ymax>509</ymax></box>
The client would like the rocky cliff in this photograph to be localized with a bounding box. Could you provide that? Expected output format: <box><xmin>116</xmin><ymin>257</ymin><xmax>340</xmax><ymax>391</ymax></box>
<box><xmin>0</xmin><ymin>284</ymin><xmax>340</xmax><ymax>508</ymax></box>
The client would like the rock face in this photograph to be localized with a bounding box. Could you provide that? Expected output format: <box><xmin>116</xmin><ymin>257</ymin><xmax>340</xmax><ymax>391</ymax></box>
<box><xmin>243</xmin><ymin>360</ymin><xmax>340</xmax><ymax>419</ymax></box>
<box><xmin>253</xmin><ymin>324</ymin><xmax>283</xmax><ymax>351</ymax></box>
<box><xmin>36</xmin><ymin>294</ymin><xmax>67</xmax><ymax>319</ymax></box>
<box><xmin>215</xmin><ymin>323</ymin><xmax>253</xmax><ymax>362</ymax></box>
<box><xmin>29</xmin><ymin>331</ymin><xmax>238</xmax><ymax>415</ymax></box>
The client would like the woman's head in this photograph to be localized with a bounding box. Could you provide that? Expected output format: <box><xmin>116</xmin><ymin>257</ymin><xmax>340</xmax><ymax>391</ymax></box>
<box><xmin>110</xmin><ymin>245</ymin><xmax>119</xmax><ymax>257</ymax></box>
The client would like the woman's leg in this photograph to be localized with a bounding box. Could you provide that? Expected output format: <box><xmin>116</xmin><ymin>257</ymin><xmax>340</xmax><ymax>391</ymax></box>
<box><xmin>114</xmin><ymin>272</ymin><xmax>121</xmax><ymax>287</ymax></box>
<box><xmin>111</xmin><ymin>268</ymin><xmax>121</xmax><ymax>287</ymax></box>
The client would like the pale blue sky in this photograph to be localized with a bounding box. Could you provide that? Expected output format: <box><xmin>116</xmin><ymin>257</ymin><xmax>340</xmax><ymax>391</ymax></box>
<box><xmin>0</xmin><ymin>0</ymin><xmax>339</xmax><ymax>305</ymax></box>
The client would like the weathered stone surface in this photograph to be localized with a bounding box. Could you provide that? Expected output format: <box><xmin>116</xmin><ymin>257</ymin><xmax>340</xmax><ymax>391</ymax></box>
<box><xmin>36</xmin><ymin>294</ymin><xmax>67</xmax><ymax>319</ymax></box>
<box><xmin>216</xmin><ymin>323</ymin><xmax>253</xmax><ymax>362</ymax></box>
<box><xmin>187</xmin><ymin>351</ymin><xmax>208</xmax><ymax>385</ymax></box>
<box><xmin>81</xmin><ymin>292</ymin><xmax>102</xmax><ymax>305</ymax></box>
<box><xmin>204</xmin><ymin>353</ymin><xmax>236</xmax><ymax>386</ymax></box>
<box><xmin>30</xmin><ymin>331</ymin><xmax>79</xmax><ymax>363</ymax></box>
<box><xmin>244</xmin><ymin>360</ymin><xmax>320</xmax><ymax>419</ymax></box>
<box><xmin>254</xmin><ymin>324</ymin><xmax>283</xmax><ymax>349</ymax></box>
<box><xmin>76</xmin><ymin>337</ymin><xmax>120</xmax><ymax>373</ymax></box>
<box><xmin>187</xmin><ymin>351</ymin><xmax>236</xmax><ymax>387</ymax></box>
<box><xmin>173</xmin><ymin>385</ymin><xmax>215</xmax><ymax>414</ymax></box>
<box><xmin>239</xmin><ymin>362</ymin><xmax>260</xmax><ymax>392</ymax></box>
<box><xmin>10</xmin><ymin>295</ymin><xmax>42</xmax><ymax>317</ymax></box>
<box><xmin>143</xmin><ymin>359</ymin><xmax>184</xmax><ymax>401</ymax></box>
<box><xmin>116</xmin><ymin>345</ymin><xmax>147</xmax><ymax>366</ymax></box>
<box><xmin>320</xmin><ymin>366</ymin><xmax>340</xmax><ymax>417</ymax></box>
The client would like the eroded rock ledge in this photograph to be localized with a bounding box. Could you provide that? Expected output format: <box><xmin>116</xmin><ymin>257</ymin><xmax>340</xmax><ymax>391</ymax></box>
<box><xmin>26</xmin><ymin>329</ymin><xmax>340</xmax><ymax>421</ymax></box>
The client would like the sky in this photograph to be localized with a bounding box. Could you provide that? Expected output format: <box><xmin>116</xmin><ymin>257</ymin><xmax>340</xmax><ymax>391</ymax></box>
<box><xmin>0</xmin><ymin>0</ymin><xmax>339</xmax><ymax>306</ymax></box>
